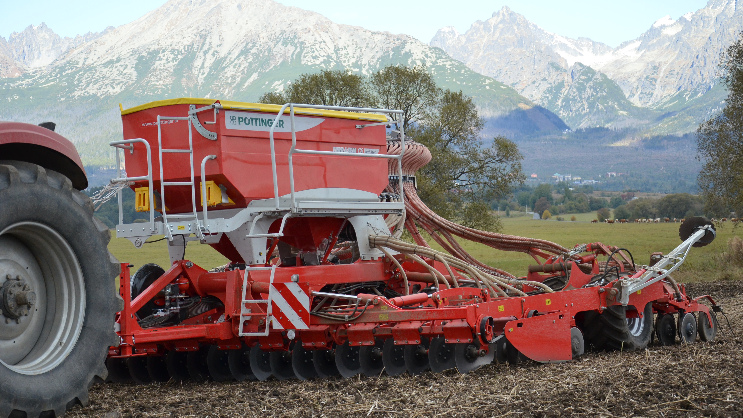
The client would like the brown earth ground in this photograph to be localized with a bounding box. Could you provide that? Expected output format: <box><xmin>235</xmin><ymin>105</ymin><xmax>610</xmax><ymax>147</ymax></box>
<box><xmin>69</xmin><ymin>280</ymin><xmax>743</xmax><ymax>418</ymax></box>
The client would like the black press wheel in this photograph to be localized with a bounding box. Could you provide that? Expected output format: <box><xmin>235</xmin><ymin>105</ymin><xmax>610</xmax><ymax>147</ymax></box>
<box><xmin>0</xmin><ymin>161</ymin><xmax>119</xmax><ymax>417</ymax></box>
<box><xmin>655</xmin><ymin>314</ymin><xmax>677</xmax><ymax>346</ymax></box>
<box><xmin>130</xmin><ymin>263</ymin><xmax>165</xmax><ymax>320</ymax></box>
<box><xmin>678</xmin><ymin>312</ymin><xmax>698</xmax><ymax>344</ymax></box>
<box><xmin>570</xmin><ymin>327</ymin><xmax>585</xmax><ymax>358</ymax></box>
<box><xmin>698</xmin><ymin>310</ymin><xmax>718</xmax><ymax>342</ymax></box>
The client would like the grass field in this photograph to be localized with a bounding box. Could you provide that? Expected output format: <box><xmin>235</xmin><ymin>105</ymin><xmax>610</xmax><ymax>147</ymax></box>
<box><xmin>107</xmin><ymin>212</ymin><xmax>743</xmax><ymax>282</ymax></box>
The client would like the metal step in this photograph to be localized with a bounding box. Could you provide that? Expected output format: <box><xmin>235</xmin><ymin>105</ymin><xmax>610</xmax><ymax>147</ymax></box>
<box><xmin>162</xmin><ymin>181</ymin><xmax>194</xmax><ymax>186</ymax></box>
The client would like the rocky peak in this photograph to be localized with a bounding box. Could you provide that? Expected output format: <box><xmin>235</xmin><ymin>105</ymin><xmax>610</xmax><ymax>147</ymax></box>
<box><xmin>3</xmin><ymin>23</ymin><xmax>106</xmax><ymax>72</ymax></box>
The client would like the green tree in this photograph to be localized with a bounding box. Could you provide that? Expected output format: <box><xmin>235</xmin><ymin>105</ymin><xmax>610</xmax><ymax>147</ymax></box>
<box><xmin>370</xmin><ymin>65</ymin><xmax>439</xmax><ymax>130</ymax></box>
<box><xmin>258</xmin><ymin>91</ymin><xmax>288</xmax><ymax>105</ymax></box>
<box><xmin>258</xmin><ymin>70</ymin><xmax>371</xmax><ymax>107</ymax></box>
<box><xmin>416</xmin><ymin>90</ymin><xmax>524</xmax><ymax>227</ymax></box>
<box><xmin>588</xmin><ymin>196</ymin><xmax>607</xmax><ymax>211</ymax></box>
<box><xmin>656</xmin><ymin>193</ymin><xmax>703</xmax><ymax>219</ymax></box>
<box><xmin>533</xmin><ymin>197</ymin><xmax>551</xmax><ymax>215</ymax></box>
<box><xmin>626</xmin><ymin>198</ymin><xmax>657</xmax><ymax>220</ymax></box>
<box><xmin>597</xmin><ymin>207</ymin><xmax>611</xmax><ymax>222</ymax></box>
<box><xmin>259</xmin><ymin>65</ymin><xmax>525</xmax><ymax>231</ymax></box>
<box><xmin>531</xmin><ymin>183</ymin><xmax>553</xmax><ymax>206</ymax></box>
<box><xmin>613</xmin><ymin>205</ymin><xmax>631</xmax><ymax>220</ymax></box>
<box><xmin>698</xmin><ymin>32</ymin><xmax>743</xmax><ymax>216</ymax></box>
<box><xmin>609</xmin><ymin>196</ymin><xmax>624</xmax><ymax>209</ymax></box>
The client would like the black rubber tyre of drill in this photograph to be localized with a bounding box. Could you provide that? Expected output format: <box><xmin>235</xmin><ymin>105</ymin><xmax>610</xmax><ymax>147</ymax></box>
<box><xmin>0</xmin><ymin>161</ymin><xmax>119</xmax><ymax>418</ymax></box>
<box><xmin>583</xmin><ymin>302</ymin><xmax>654</xmax><ymax>351</ymax></box>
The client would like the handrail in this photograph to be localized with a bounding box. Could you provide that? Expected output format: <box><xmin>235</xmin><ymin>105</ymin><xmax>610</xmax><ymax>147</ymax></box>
<box><xmin>200</xmin><ymin>154</ymin><xmax>217</xmax><ymax>233</ymax></box>
<box><xmin>268</xmin><ymin>103</ymin><xmax>406</xmax><ymax>218</ymax></box>
<box><xmin>246</xmin><ymin>212</ymin><xmax>292</xmax><ymax>238</ymax></box>
<box><xmin>110</xmin><ymin>138</ymin><xmax>155</xmax><ymax>232</ymax></box>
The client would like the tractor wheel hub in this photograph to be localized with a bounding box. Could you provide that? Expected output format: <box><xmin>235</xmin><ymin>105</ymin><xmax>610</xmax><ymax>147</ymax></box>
<box><xmin>2</xmin><ymin>275</ymin><xmax>36</xmax><ymax>321</ymax></box>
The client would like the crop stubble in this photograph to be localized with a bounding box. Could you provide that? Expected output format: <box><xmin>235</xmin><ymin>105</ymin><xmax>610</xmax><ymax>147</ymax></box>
<box><xmin>69</xmin><ymin>280</ymin><xmax>743</xmax><ymax>418</ymax></box>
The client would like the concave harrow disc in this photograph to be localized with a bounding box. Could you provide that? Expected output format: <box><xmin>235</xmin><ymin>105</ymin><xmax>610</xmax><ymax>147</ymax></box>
<box><xmin>382</xmin><ymin>339</ymin><xmax>407</xmax><ymax>376</ymax></box>
<box><xmin>335</xmin><ymin>341</ymin><xmax>362</xmax><ymax>378</ymax></box>
<box><xmin>678</xmin><ymin>313</ymin><xmax>698</xmax><ymax>344</ymax></box>
<box><xmin>127</xmin><ymin>356</ymin><xmax>152</xmax><ymax>384</ymax></box>
<box><xmin>186</xmin><ymin>348</ymin><xmax>211</xmax><ymax>382</ymax></box>
<box><xmin>698</xmin><ymin>311</ymin><xmax>718</xmax><ymax>342</ymax></box>
<box><xmin>146</xmin><ymin>356</ymin><xmax>170</xmax><ymax>382</ymax></box>
<box><xmin>269</xmin><ymin>350</ymin><xmax>296</xmax><ymax>380</ymax></box>
<box><xmin>249</xmin><ymin>344</ymin><xmax>273</xmax><ymax>381</ymax></box>
<box><xmin>429</xmin><ymin>337</ymin><xmax>456</xmax><ymax>373</ymax></box>
<box><xmin>165</xmin><ymin>351</ymin><xmax>190</xmax><ymax>382</ymax></box>
<box><xmin>404</xmin><ymin>339</ymin><xmax>430</xmax><ymax>375</ymax></box>
<box><xmin>227</xmin><ymin>347</ymin><xmax>256</xmax><ymax>381</ymax></box>
<box><xmin>206</xmin><ymin>346</ymin><xmax>233</xmax><ymax>382</ymax></box>
<box><xmin>454</xmin><ymin>343</ymin><xmax>494</xmax><ymax>373</ymax></box>
<box><xmin>359</xmin><ymin>339</ymin><xmax>385</xmax><ymax>377</ymax></box>
<box><xmin>291</xmin><ymin>343</ymin><xmax>319</xmax><ymax>381</ymax></box>
<box><xmin>105</xmin><ymin>358</ymin><xmax>132</xmax><ymax>384</ymax></box>
<box><xmin>313</xmin><ymin>349</ymin><xmax>340</xmax><ymax>378</ymax></box>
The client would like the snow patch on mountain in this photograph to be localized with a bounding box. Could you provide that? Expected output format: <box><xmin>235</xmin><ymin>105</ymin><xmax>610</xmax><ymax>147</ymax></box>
<box><xmin>653</xmin><ymin>15</ymin><xmax>675</xmax><ymax>28</ymax></box>
<box><xmin>431</xmin><ymin>0</ymin><xmax>743</xmax><ymax>130</ymax></box>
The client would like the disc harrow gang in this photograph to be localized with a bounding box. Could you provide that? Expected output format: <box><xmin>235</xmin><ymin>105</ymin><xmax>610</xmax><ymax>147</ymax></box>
<box><xmin>104</xmin><ymin>101</ymin><xmax>722</xmax><ymax>388</ymax></box>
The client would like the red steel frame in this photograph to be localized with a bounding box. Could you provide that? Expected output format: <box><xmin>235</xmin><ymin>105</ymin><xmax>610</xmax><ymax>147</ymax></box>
<box><xmin>110</xmin><ymin>99</ymin><xmax>718</xmax><ymax>364</ymax></box>
<box><xmin>110</xmin><ymin>251</ymin><xmax>718</xmax><ymax>363</ymax></box>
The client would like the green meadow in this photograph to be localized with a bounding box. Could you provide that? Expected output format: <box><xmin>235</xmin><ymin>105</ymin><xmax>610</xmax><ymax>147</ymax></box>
<box><xmin>107</xmin><ymin>212</ymin><xmax>743</xmax><ymax>283</ymax></box>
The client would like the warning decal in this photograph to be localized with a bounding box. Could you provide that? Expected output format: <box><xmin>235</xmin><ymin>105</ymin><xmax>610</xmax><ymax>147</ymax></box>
<box><xmin>270</xmin><ymin>282</ymin><xmax>310</xmax><ymax>330</ymax></box>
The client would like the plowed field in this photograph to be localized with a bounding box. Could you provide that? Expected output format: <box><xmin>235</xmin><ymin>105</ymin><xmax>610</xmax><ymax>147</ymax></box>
<box><xmin>70</xmin><ymin>280</ymin><xmax>743</xmax><ymax>418</ymax></box>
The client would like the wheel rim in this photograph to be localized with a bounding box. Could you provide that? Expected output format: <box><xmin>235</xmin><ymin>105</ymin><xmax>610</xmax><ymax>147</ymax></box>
<box><xmin>626</xmin><ymin>309</ymin><xmax>645</xmax><ymax>337</ymax></box>
<box><xmin>0</xmin><ymin>222</ymin><xmax>85</xmax><ymax>375</ymax></box>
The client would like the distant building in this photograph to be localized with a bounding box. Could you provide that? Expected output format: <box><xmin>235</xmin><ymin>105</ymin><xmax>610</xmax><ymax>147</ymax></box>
<box><xmin>551</xmin><ymin>173</ymin><xmax>572</xmax><ymax>182</ymax></box>
<box><xmin>530</xmin><ymin>173</ymin><xmax>538</xmax><ymax>179</ymax></box>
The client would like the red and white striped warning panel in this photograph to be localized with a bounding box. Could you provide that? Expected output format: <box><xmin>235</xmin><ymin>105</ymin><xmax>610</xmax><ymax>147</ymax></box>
<box><xmin>269</xmin><ymin>282</ymin><xmax>310</xmax><ymax>330</ymax></box>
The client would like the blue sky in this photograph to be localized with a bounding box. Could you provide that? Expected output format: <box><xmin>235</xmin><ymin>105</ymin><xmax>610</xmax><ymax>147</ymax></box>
<box><xmin>1</xmin><ymin>0</ymin><xmax>710</xmax><ymax>47</ymax></box>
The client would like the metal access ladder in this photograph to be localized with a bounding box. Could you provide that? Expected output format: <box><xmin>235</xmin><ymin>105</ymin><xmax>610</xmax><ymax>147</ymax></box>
<box><xmin>156</xmin><ymin>114</ymin><xmax>205</xmax><ymax>241</ymax></box>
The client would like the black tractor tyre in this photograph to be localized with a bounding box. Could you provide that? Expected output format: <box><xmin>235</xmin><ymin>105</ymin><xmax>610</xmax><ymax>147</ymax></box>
<box><xmin>0</xmin><ymin>161</ymin><xmax>119</xmax><ymax>418</ymax></box>
<box><xmin>583</xmin><ymin>302</ymin><xmax>654</xmax><ymax>351</ymax></box>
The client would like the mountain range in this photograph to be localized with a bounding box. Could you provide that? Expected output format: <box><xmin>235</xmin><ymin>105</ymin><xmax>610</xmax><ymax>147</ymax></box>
<box><xmin>432</xmin><ymin>0</ymin><xmax>741</xmax><ymax>132</ymax></box>
<box><xmin>0</xmin><ymin>0</ymin><xmax>567</xmax><ymax>165</ymax></box>
<box><xmin>0</xmin><ymin>0</ymin><xmax>740</xmax><ymax>191</ymax></box>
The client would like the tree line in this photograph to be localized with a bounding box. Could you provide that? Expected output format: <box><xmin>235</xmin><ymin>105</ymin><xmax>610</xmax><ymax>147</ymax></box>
<box><xmin>259</xmin><ymin>66</ymin><xmax>524</xmax><ymax>231</ymax></box>
<box><xmin>90</xmin><ymin>65</ymin><xmax>526</xmax><ymax>232</ymax></box>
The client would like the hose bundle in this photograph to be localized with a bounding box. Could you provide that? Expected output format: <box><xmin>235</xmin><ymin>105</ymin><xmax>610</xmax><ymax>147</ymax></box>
<box><xmin>383</xmin><ymin>139</ymin><xmax>569</xmax><ymax>280</ymax></box>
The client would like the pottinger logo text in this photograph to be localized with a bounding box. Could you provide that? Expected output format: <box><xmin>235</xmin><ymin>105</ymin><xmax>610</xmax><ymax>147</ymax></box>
<box><xmin>224</xmin><ymin>110</ymin><xmax>324</xmax><ymax>132</ymax></box>
<box><xmin>229</xmin><ymin>115</ymin><xmax>284</xmax><ymax>128</ymax></box>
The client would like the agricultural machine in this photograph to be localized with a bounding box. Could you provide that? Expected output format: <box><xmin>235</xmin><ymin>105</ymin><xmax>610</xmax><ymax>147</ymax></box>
<box><xmin>0</xmin><ymin>99</ymin><xmax>721</xmax><ymax>417</ymax></box>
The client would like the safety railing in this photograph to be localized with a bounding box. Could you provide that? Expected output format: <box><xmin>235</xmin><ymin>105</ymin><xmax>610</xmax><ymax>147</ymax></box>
<box><xmin>110</xmin><ymin>138</ymin><xmax>155</xmax><ymax>233</ymax></box>
<box><xmin>268</xmin><ymin>103</ymin><xmax>406</xmax><ymax>215</ymax></box>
